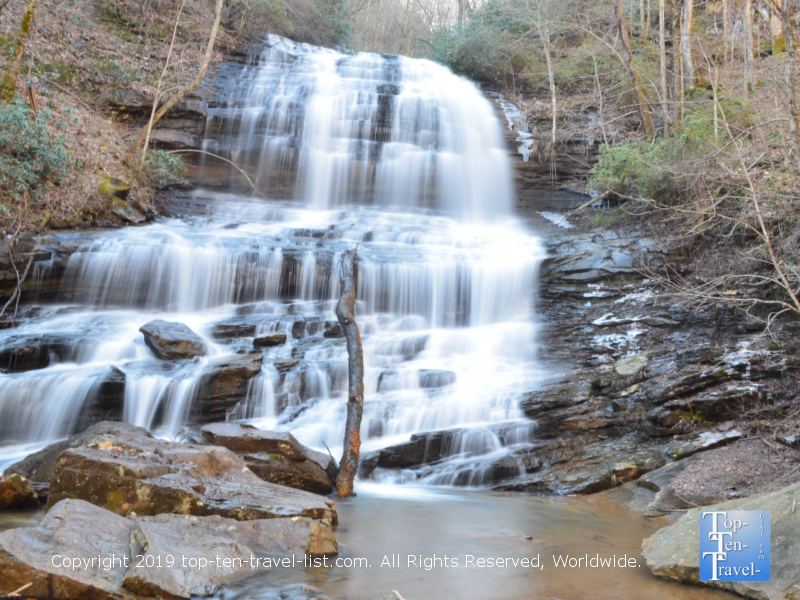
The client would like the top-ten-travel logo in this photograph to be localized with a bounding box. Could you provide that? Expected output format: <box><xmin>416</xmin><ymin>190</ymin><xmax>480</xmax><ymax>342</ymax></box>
<box><xmin>699</xmin><ymin>510</ymin><xmax>770</xmax><ymax>582</ymax></box>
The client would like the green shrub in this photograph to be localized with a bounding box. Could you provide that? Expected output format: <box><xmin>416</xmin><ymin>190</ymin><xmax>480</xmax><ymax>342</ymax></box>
<box><xmin>0</xmin><ymin>98</ymin><xmax>72</xmax><ymax>208</ymax></box>
<box><xmin>143</xmin><ymin>149</ymin><xmax>188</xmax><ymax>188</ymax></box>
<box><xmin>589</xmin><ymin>93</ymin><xmax>752</xmax><ymax>202</ymax></box>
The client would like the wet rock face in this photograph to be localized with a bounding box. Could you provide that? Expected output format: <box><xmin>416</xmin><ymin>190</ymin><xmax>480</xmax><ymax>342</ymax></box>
<box><xmin>4</xmin><ymin>421</ymin><xmax>150</xmax><ymax>483</ymax></box>
<box><xmin>191</xmin><ymin>354</ymin><xmax>264</xmax><ymax>423</ymax></box>
<box><xmin>0</xmin><ymin>498</ymin><xmax>337</xmax><ymax>600</ymax></box>
<box><xmin>254</xmin><ymin>332</ymin><xmax>288</xmax><ymax>347</ymax></box>
<box><xmin>642</xmin><ymin>482</ymin><xmax>800</xmax><ymax>600</ymax></box>
<box><xmin>541</xmin><ymin>231</ymin><xmax>670</xmax><ymax>284</ymax></box>
<box><xmin>0</xmin><ymin>474</ymin><xmax>39</xmax><ymax>509</ymax></box>
<box><xmin>418</xmin><ymin>369</ymin><xmax>456</xmax><ymax>389</ymax></box>
<box><xmin>496</xmin><ymin>434</ymin><xmax>667</xmax><ymax>495</ymax></box>
<box><xmin>0</xmin><ymin>344</ymin><xmax>51</xmax><ymax>373</ymax></box>
<box><xmin>46</xmin><ymin>424</ymin><xmax>337</xmax><ymax>524</ymax></box>
<box><xmin>139</xmin><ymin>319</ymin><xmax>208</xmax><ymax>360</ymax></box>
<box><xmin>0</xmin><ymin>499</ymin><xmax>141</xmax><ymax>600</ymax></box>
<box><xmin>199</xmin><ymin>423</ymin><xmax>337</xmax><ymax>494</ymax></box>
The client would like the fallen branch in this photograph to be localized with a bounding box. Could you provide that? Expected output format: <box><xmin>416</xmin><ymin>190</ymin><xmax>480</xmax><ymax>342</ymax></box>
<box><xmin>1</xmin><ymin>254</ymin><xmax>33</xmax><ymax>319</ymax></box>
<box><xmin>335</xmin><ymin>247</ymin><xmax>364</xmax><ymax>497</ymax></box>
<box><xmin>131</xmin><ymin>0</ymin><xmax>224</xmax><ymax>168</ymax></box>
<box><xmin>570</xmin><ymin>191</ymin><xmax>610</xmax><ymax>216</ymax></box>
<box><xmin>167</xmin><ymin>149</ymin><xmax>262</xmax><ymax>195</ymax></box>
<box><xmin>8</xmin><ymin>582</ymin><xmax>33</xmax><ymax>597</ymax></box>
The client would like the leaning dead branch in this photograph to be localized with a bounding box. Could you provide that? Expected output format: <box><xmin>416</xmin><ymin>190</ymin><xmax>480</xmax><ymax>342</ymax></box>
<box><xmin>1</xmin><ymin>254</ymin><xmax>33</xmax><ymax>320</ymax></box>
<box><xmin>131</xmin><ymin>0</ymin><xmax>224</xmax><ymax>170</ymax></box>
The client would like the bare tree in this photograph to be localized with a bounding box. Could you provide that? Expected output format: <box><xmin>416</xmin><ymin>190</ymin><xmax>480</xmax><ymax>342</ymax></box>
<box><xmin>532</xmin><ymin>0</ymin><xmax>557</xmax><ymax>146</ymax></box>
<box><xmin>131</xmin><ymin>0</ymin><xmax>225</xmax><ymax>172</ymax></box>
<box><xmin>659</xmin><ymin>0</ymin><xmax>670</xmax><ymax>133</ymax></box>
<box><xmin>335</xmin><ymin>248</ymin><xmax>365</xmax><ymax>497</ymax></box>
<box><xmin>0</xmin><ymin>0</ymin><xmax>35</xmax><ymax>102</ymax></box>
<box><xmin>680</xmin><ymin>0</ymin><xmax>696</xmax><ymax>88</ymax></box>
<box><xmin>744</xmin><ymin>0</ymin><xmax>755</xmax><ymax>91</ymax></box>
<box><xmin>617</xmin><ymin>0</ymin><xmax>655</xmax><ymax>136</ymax></box>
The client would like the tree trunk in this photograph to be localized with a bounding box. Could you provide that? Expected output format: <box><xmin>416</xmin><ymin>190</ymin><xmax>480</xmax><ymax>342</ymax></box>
<box><xmin>640</xmin><ymin>0</ymin><xmax>645</xmax><ymax>32</ymax></box>
<box><xmin>0</xmin><ymin>0</ymin><xmax>35</xmax><ymax>102</ymax></box>
<box><xmin>536</xmin><ymin>0</ymin><xmax>557</xmax><ymax>147</ymax></box>
<box><xmin>401</xmin><ymin>0</ymin><xmax>412</xmax><ymax>54</ymax></box>
<box><xmin>372</xmin><ymin>0</ymin><xmax>382</xmax><ymax>51</ymax></box>
<box><xmin>335</xmin><ymin>248</ymin><xmax>365</xmax><ymax>498</ymax></box>
<box><xmin>680</xmin><ymin>0</ymin><xmax>696</xmax><ymax>88</ymax></box>
<box><xmin>659</xmin><ymin>0</ymin><xmax>670</xmax><ymax>133</ymax></box>
<box><xmin>723</xmin><ymin>0</ymin><xmax>730</xmax><ymax>60</ymax></box>
<box><xmin>132</xmin><ymin>0</ymin><xmax>224</xmax><ymax>169</ymax></box>
<box><xmin>457</xmin><ymin>0</ymin><xmax>464</xmax><ymax>29</ymax></box>
<box><xmin>744</xmin><ymin>0</ymin><xmax>755</xmax><ymax>91</ymax></box>
<box><xmin>771</xmin><ymin>0</ymin><xmax>784</xmax><ymax>53</ymax></box>
<box><xmin>617</xmin><ymin>0</ymin><xmax>655</xmax><ymax>136</ymax></box>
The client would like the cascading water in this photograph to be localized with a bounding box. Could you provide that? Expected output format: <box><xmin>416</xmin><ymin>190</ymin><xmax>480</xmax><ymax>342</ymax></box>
<box><xmin>0</xmin><ymin>36</ymin><xmax>548</xmax><ymax>487</ymax></box>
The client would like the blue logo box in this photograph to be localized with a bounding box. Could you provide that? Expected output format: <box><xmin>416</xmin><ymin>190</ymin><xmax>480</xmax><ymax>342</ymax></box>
<box><xmin>699</xmin><ymin>510</ymin><xmax>770</xmax><ymax>582</ymax></box>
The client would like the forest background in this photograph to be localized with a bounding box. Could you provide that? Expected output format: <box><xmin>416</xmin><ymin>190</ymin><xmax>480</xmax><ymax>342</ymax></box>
<box><xmin>1</xmin><ymin>0</ymin><xmax>800</xmax><ymax>325</ymax></box>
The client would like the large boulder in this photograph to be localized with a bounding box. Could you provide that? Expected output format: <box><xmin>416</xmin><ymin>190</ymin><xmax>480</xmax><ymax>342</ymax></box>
<box><xmin>200</xmin><ymin>423</ymin><xmax>337</xmax><ymax>494</ymax></box>
<box><xmin>46</xmin><ymin>425</ymin><xmax>337</xmax><ymax>524</ymax></box>
<box><xmin>642</xmin><ymin>482</ymin><xmax>800</xmax><ymax>600</ymax></box>
<box><xmin>0</xmin><ymin>498</ymin><xmax>337</xmax><ymax>600</ymax></box>
<box><xmin>191</xmin><ymin>354</ymin><xmax>264</xmax><ymax>422</ymax></box>
<box><xmin>0</xmin><ymin>474</ymin><xmax>38</xmax><ymax>509</ymax></box>
<box><xmin>0</xmin><ymin>499</ymin><xmax>140</xmax><ymax>600</ymax></box>
<box><xmin>4</xmin><ymin>421</ymin><xmax>150</xmax><ymax>484</ymax></box>
<box><xmin>139</xmin><ymin>320</ymin><xmax>207</xmax><ymax>360</ymax></box>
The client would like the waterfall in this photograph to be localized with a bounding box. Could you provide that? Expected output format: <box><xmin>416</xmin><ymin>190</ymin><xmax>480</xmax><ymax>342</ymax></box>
<box><xmin>203</xmin><ymin>35</ymin><xmax>512</xmax><ymax>217</ymax></box>
<box><xmin>0</xmin><ymin>36</ymin><xmax>547</xmax><ymax>488</ymax></box>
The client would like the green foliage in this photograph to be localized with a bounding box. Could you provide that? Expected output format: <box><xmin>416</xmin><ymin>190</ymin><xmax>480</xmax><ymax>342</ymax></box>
<box><xmin>315</xmin><ymin>0</ymin><xmax>352</xmax><ymax>47</ymax></box>
<box><xmin>98</xmin><ymin>0</ymin><xmax>139</xmax><ymax>30</ymax></box>
<box><xmin>589</xmin><ymin>141</ymin><xmax>674</xmax><ymax>200</ymax></box>
<box><xmin>589</xmin><ymin>93</ymin><xmax>752</xmax><ymax>201</ymax></box>
<box><xmin>0</xmin><ymin>98</ymin><xmax>72</xmax><ymax>207</ymax></box>
<box><xmin>143</xmin><ymin>150</ymin><xmax>188</xmax><ymax>188</ymax></box>
<box><xmin>589</xmin><ymin>206</ymin><xmax>628</xmax><ymax>228</ymax></box>
<box><xmin>263</xmin><ymin>0</ymin><xmax>294</xmax><ymax>35</ymax></box>
<box><xmin>429</xmin><ymin>1</ymin><xmax>529</xmax><ymax>85</ymax></box>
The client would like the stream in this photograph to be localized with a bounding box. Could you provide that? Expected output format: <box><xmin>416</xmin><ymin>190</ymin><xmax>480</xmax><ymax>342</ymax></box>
<box><xmin>0</xmin><ymin>36</ymin><xmax>737</xmax><ymax>600</ymax></box>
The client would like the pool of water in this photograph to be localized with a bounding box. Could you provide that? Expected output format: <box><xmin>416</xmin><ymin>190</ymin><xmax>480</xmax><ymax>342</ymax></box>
<box><xmin>212</xmin><ymin>484</ymin><xmax>735</xmax><ymax>600</ymax></box>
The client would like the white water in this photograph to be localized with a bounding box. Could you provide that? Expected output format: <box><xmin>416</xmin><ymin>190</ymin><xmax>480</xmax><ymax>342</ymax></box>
<box><xmin>0</xmin><ymin>37</ymin><xmax>548</xmax><ymax>487</ymax></box>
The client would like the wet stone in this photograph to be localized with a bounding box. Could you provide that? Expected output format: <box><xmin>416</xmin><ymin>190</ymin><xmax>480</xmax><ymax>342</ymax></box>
<box><xmin>46</xmin><ymin>424</ymin><xmax>337</xmax><ymax>524</ymax></box>
<box><xmin>0</xmin><ymin>474</ymin><xmax>39</xmax><ymax>509</ymax></box>
<box><xmin>0</xmin><ymin>498</ymin><xmax>337</xmax><ymax>600</ymax></box>
<box><xmin>139</xmin><ymin>319</ymin><xmax>207</xmax><ymax>360</ymax></box>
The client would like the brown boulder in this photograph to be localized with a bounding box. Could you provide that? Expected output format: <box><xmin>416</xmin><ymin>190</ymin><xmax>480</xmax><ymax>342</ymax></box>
<box><xmin>124</xmin><ymin>513</ymin><xmax>336</xmax><ymax>598</ymax></box>
<box><xmin>4</xmin><ymin>422</ymin><xmax>152</xmax><ymax>484</ymax></box>
<box><xmin>191</xmin><ymin>354</ymin><xmax>264</xmax><ymax>423</ymax></box>
<box><xmin>0</xmin><ymin>498</ymin><xmax>337</xmax><ymax>600</ymax></box>
<box><xmin>0</xmin><ymin>474</ymin><xmax>38</xmax><ymax>509</ymax></box>
<box><xmin>139</xmin><ymin>320</ymin><xmax>207</xmax><ymax>360</ymax></box>
<box><xmin>200</xmin><ymin>423</ymin><xmax>337</xmax><ymax>494</ymax></box>
<box><xmin>253</xmin><ymin>332</ymin><xmax>288</xmax><ymax>347</ymax></box>
<box><xmin>0</xmin><ymin>499</ymin><xmax>139</xmax><ymax>600</ymax></box>
<box><xmin>47</xmin><ymin>427</ymin><xmax>337</xmax><ymax>524</ymax></box>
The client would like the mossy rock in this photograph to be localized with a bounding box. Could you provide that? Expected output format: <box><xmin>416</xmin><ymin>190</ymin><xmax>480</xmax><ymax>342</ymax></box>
<box><xmin>97</xmin><ymin>173</ymin><xmax>130</xmax><ymax>200</ymax></box>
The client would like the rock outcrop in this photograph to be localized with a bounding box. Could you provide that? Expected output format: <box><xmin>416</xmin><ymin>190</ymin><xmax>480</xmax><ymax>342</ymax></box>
<box><xmin>0</xmin><ymin>498</ymin><xmax>336</xmax><ymax>600</ymax></box>
<box><xmin>642</xmin><ymin>482</ymin><xmax>800</xmax><ymax>600</ymax></box>
<box><xmin>4</xmin><ymin>421</ymin><xmax>147</xmax><ymax>483</ymax></box>
<box><xmin>191</xmin><ymin>354</ymin><xmax>264</xmax><ymax>423</ymax></box>
<box><xmin>45</xmin><ymin>423</ymin><xmax>337</xmax><ymax>523</ymax></box>
<box><xmin>199</xmin><ymin>423</ymin><xmax>337</xmax><ymax>494</ymax></box>
<box><xmin>0</xmin><ymin>474</ymin><xmax>38</xmax><ymax>509</ymax></box>
<box><xmin>139</xmin><ymin>320</ymin><xmax>207</xmax><ymax>360</ymax></box>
